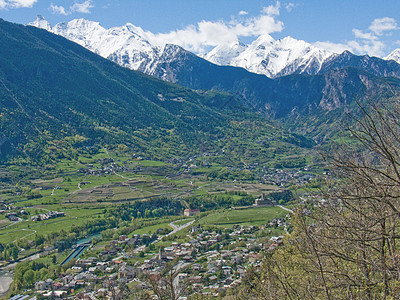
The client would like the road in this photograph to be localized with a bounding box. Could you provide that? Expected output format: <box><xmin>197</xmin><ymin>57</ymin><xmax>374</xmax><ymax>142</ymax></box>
<box><xmin>169</xmin><ymin>219</ymin><xmax>193</xmax><ymax>231</ymax></box>
<box><xmin>278</xmin><ymin>205</ymin><xmax>294</xmax><ymax>214</ymax></box>
<box><xmin>51</xmin><ymin>186</ymin><xmax>57</xmax><ymax>195</ymax></box>
<box><xmin>124</xmin><ymin>219</ymin><xmax>195</xmax><ymax>257</ymax></box>
<box><xmin>0</xmin><ymin>215</ymin><xmax>77</xmax><ymax>239</ymax></box>
<box><xmin>114</xmin><ymin>172</ymin><xmax>134</xmax><ymax>180</ymax></box>
<box><xmin>166</xmin><ymin>219</ymin><xmax>195</xmax><ymax>237</ymax></box>
<box><xmin>149</xmin><ymin>219</ymin><xmax>194</xmax><ymax>246</ymax></box>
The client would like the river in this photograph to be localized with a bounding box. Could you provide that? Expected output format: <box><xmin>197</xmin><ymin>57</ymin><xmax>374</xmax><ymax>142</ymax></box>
<box><xmin>0</xmin><ymin>232</ymin><xmax>101</xmax><ymax>297</ymax></box>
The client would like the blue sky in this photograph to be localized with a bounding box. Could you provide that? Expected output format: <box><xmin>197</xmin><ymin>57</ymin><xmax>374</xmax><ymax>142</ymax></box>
<box><xmin>1</xmin><ymin>0</ymin><xmax>400</xmax><ymax>57</ymax></box>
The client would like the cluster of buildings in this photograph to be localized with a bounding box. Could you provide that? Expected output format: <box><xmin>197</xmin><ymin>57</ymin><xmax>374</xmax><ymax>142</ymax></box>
<box><xmin>27</xmin><ymin>218</ymin><xmax>289</xmax><ymax>299</ymax></box>
<box><xmin>99</xmin><ymin>233</ymin><xmax>158</xmax><ymax>258</ymax></box>
<box><xmin>78</xmin><ymin>158</ymin><xmax>130</xmax><ymax>176</ymax></box>
<box><xmin>4</xmin><ymin>208</ymin><xmax>26</xmax><ymax>222</ymax></box>
<box><xmin>0</xmin><ymin>202</ymin><xmax>19</xmax><ymax>221</ymax></box>
<box><xmin>79</xmin><ymin>163</ymin><xmax>125</xmax><ymax>177</ymax></box>
<box><xmin>262</xmin><ymin>167</ymin><xmax>316</xmax><ymax>186</ymax></box>
<box><xmin>31</xmin><ymin>211</ymin><xmax>65</xmax><ymax>222</ymax></box>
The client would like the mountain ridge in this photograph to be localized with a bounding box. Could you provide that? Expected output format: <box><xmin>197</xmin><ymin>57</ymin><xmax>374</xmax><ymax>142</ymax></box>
<box><xmin>203</xmin><ymin>35</ymin><xmax>335</xmax><ymax>78</ymax></box>
<box><xmin>0</xmin><ymin>18</ymin><xmax>249</xmax><ymax>160</ymax></box>
<box><xmin>18</xmin><ymin>17</ymin><xmax>400</xmax><ymax>145</ymax></box>
<box><xmin>29</xmin><ymin>15</ymin><xmax>400</xmax><ymax>82</ymax></box>
<box><xmin>25</xmin><ymin>16</ymin><xmax>334</xmax><ymax>79</ymax></box>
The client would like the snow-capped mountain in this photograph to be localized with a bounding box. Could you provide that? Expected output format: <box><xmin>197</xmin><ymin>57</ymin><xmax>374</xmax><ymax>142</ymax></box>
<box><xmin>203</xmin><ymin>35</ymin><xmax>335</xmax><ymax>78</ymax></box>
<box><xmin>29</xmin><ymin>16</ymin><xmax>336</xmax><ymax>80</ymax></box>
<box><xmin>29</xmin><ymin>15</ymin><xmax>161</xmax><ymax>74</ymax></box>
<box><xmin>29</xmin><ymin>16</ymin><xmax>400</xmax><ymax>82</ymax></box>
<box><xmin>30</xmin><ymin>15</ymin><xmax>51</xmax><ymax>31</ymax></box>
<box><xmin>204</xmin><ymin>40</ymin><xmax>248</xmax><ymax>66</ymax></box>
<box><xmin>384</xmin><ymin>49</ymin><xmax>400</xmax><ymax>64</ymax></box>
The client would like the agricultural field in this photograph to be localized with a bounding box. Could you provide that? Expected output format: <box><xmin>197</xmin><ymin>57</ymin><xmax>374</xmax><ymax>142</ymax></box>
<box><xmin>1</xmin><ymin>169</ymin><xmax>282</xmax><ymax>242</ymax></box>
<box><xmin>198</xmin><ymin>206</ymin><xmax>288</xmax><ymax>228</ymax></box>
<box><xmin>0</xmin><ymin>143</ymin><xmax>311</xmax><ymax>271</ymax></box>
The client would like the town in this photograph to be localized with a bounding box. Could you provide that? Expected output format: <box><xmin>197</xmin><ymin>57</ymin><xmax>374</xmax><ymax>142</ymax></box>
<box><xmin>29</xmin><ymin>212</ymin><xmax>290</xmax><ymax>299</ymax></box>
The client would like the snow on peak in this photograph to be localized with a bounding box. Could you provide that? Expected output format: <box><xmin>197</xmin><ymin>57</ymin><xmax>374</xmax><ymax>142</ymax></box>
<box><xmin>29</xmin><ymin>17</ymin><xmax>160</xmax><ymax>72</ymax></box>
<box><xmin>384</xmin><ymin>49</ymin><xmax>400</xmax><ymax>64</ymax></box>
<box><xmin>203</xmin><ymin>40</ymin><xmax>247</xmax><ymax>65</ymax></box>
<box><xmin>251</xmin><ymin>34</ymin><xmax>275</xmax><ymax>49</ymax></box>
<box><xmin>29</xmin><ymin>16</ymin><xmax>335</xmax><ymax>79</ymax></box>
<box><xmin>28</xmin><ymin>15</ymin><xmax>51</xmax><ymax>31</ymax></box>
<box><xmin>205</xmin><ymin>35</ymin><xmax>334</xmax><ymax>78</ymax></box>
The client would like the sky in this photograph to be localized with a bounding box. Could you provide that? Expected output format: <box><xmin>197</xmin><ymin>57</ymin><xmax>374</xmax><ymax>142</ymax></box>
<box><xmin>1</xmin><ymin>0</ymin><xmax>400</xmax><ymax>57</ymax></box>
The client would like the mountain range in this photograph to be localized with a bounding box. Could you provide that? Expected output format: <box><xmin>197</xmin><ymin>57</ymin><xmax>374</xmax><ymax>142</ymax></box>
<box><xmin>2</xmin><ymin>17</ymin><xmax>323</xmax><ymax>166</ymax></box>
<box><xmin>0</xmin><ymin>18</ymin><xmax>246</xmax><ymax>160</ymax></box>
<box><xmin>28</xmin><ymin>16</ymin><xmax>400</xmax><ymax>126</ymax></box>
<box><xmin>29</xmin><ymin>15</ymin><xmax>400</xmax><ymax>80</ymax></box>
<box><xmin>2</xmin><ymin>16</ymin><xmax>400</xmax><ymax>161</ymax></box>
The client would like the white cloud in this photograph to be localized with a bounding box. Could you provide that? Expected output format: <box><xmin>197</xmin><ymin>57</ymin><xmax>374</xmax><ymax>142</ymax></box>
<box><xmin>0</xmin><ymin>0</ymin><xmax>36</xmax><ymax>9</ymax></box>
<box><xmin>352</xmin><ymin>29</ymin><xmax>377</xmax><ymax>40</ymax></box>
<box><xmin>315</xmin><ymin>38</ymin><xmax>386</xmax><ymax>58</ymax></box>
<box><xmin>49</xmin><ymin>3</ymin><xmax>68</xmax><ymax>15</ymax></box>
<box><xmin>262</xmin><ymin>1</ymin><xmax>280</xmax><ymax>16</ymax></box>
<box><xmin>285</xmin><ymin>2</ymin><xmax>299</xmax><ymax>13</ymax></box>
<box><xmin>369</xmin><ymin>17</ymin><xmax>398</xmax><ymax>36</ymax></box>
<box><xmin>316</xmin><ymin>17</ymin><xmax>399</xmax><ymax>57</ymax></box>
<box><xmin>238</xmin><ymin>10</ymin><xmax>248</xmax><ymax>16</ymax></box>
<box><xmin>48</xmin><ymin>0</ymin><xmax>94</xmax><ymax>15</ymax></box>
<box><xmin>71</xmin><ymin>0</ymin><xmax>94</xmax><ymax>14</ymax></box>
<box><xmin>313</xmin><ymin>41</ymin><xmax>351</xmax><ymax>54</ymax></box>
<box><xmin>136</xmin><ymin>3</ymin><xmax>283</xmax><ymax>53</ymax></box>
<box><xmin>347</xmin><ymin>39</ymin><xmax>386</xmax><ymax>57</ymax></box>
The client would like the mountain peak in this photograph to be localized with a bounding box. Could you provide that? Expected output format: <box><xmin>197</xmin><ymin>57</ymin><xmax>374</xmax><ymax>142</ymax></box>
<box><xmin>252</xmin><ymin>34</ymin><xmax>275</xmax><ymax>48</ymax></box>
<box><xmin>341</xmin><ymin>50</ymin><xmax>353</xmax><ymax>56</ymax></box>
<box><xmin>384</xmin><ymin>49</ymin><xmax>400</xmax><ymax>64</ymax></box>
<box><xmin>36</xmin><ymin>14</ymin><xmax>46</xmax><ymax>21</ymax></box>
<box><xmin>226</xmin><ymin>35</ymin><xmax>333</xmax><ymax>78</ymax></box>
<box><xmin>202</xmin><ymin>40</ymin><xmax>247</xmax><ymax>66</ymax></box>
<box><xmin>66</xmin><ymin>18</ymin><xmax>101</xmax><ymax>29</ymax></box>
<box><xmin>279</xmin><ymin>36</ymin><xmax>308</xmax><ymax>47</ymax></box>
<box><xmin>28</xmin><ymin>15</ymin><xmax>51</xmax><ymax>31</ymax></box>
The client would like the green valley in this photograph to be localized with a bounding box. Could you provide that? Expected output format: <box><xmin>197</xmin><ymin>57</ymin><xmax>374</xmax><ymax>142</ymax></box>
<box><xmin>1</xmin><ymin>15</ymin><xmax>394</xmax><ymax>300</ymax></box>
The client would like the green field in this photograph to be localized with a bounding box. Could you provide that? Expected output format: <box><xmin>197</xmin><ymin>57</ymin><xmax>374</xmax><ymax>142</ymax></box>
<box><xmin>0</xmin><ymin>208</ymin><xmax>105</xmax><ymax>244</ymax></box>
<box><xmin>198</xmin><ymin>206</ymin><xmax>287</xmax><ymax>228</ymax></box>
<box><xmin>173</xmin><ymin>218</ymin><xmax>194</xmax><ymax>226</ymax></box>
<box><xmin>129</xmin><ymin>222</ymin><xmax>172</xmax><ymax>236</ymax></box>
<box><xmin>0</xmin><ymin>143</ymin><xmax>303</xmax><ymax>264</ymax></box>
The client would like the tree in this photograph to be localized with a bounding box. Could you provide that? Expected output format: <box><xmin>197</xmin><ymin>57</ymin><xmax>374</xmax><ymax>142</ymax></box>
<box><xmin>3</xmin><ymin>249</ymin><xmax>9</xmax><ymax>262</ymax></box>
<box><xmin>23</xmin><ymin>269</ymin><xmax>35</xmax><ymax>287</ymax></box>
<box><xmin>243</xmin><ymin>101</ymin><xmax>400</xmax><ymax>299</ymax></box>
<box><xmin>10</xmin><ymin>245</ymin><xmax>18</xmax><ymax>261</ymax></box>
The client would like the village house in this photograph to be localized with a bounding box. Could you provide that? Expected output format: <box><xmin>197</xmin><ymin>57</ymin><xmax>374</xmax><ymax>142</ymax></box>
<box><xmin>184</xmin><ymin>208</ymin><xmax>200</xmax><ymax>217</ymax></box>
